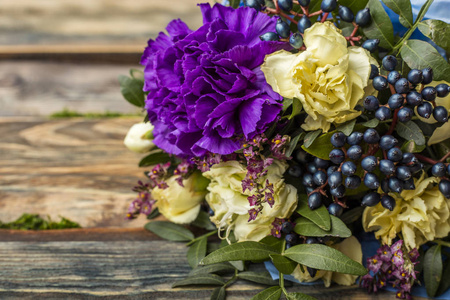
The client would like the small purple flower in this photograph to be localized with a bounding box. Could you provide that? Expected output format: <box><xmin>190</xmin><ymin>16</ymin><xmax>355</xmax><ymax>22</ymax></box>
<box><xmin>270</xmin><ymin>218</ymin><xmax>284</xmax><ymax>238</ymax></box>
<box><xmin>368</xmin><ymin>257</ymin><xmax>383</xmax><ymax>273</ymax></box>
<box><xmin>248</xmin><ymin>207</ymin><xmax>262</xmax><ymax>222</ymax></box>
<box><xmin>248</xmin><ymin>194</ymin><xmax>258</xmax><ymax>206</ymax></box>
<box><xmin>377</xmin><ymin>245</ymin><xmax>392</xmax><ymax>262</ymax></box>
<box><xmin>264</xmin><ymin>192</ymin><xmax>275</xmax><ymax>207</ymax></box>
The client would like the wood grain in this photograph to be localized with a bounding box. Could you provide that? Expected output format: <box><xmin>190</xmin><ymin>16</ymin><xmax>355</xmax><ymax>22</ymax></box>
<box><xmin>0</xmin><ymin>229</ymin><xmax>425</xmax><ymax>300</ymax></box>
<box><xmin>0</xmin><ymin>118</ymin><xmax>150</xmax><ymax>228</ymax></box>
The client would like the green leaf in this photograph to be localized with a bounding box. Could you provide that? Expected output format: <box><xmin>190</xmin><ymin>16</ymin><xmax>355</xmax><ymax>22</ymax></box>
<box><xmin>362</xmin><ymin>0</ymin><xmax>394</xmax><ymax>49</ymax></box>
<box><xmin>259</xmin><ymin>236</ymin><xmax>285</xmax><ymax>253</ymax></box>
<box><xmin>146</xmin><ymin>208</ymin><xmax>160</xmax><ymax>220</ymax></box>
<box><xmin>286</xmin><ymin>132</ymin><xmax>304</xmax><ymax>157</ymax></box>
<box><xmin>335</xmin><ymin>119</ymin><xmax>356</xmax><ymax>136</ymax></box>
<box><xmin>189</xmin><ymin>263</ymin><xmax>236</xmax><ymax>276</ymax></box>
<box><xmin>172</xmin><ymin>274</ymin><xmax>226</xmax><ymax>288</ymax></box>
<box><xmin>129</xmin><ymin>68</ymin><xmax>144</xmax><ymax>80</ymax></box>
<box><xmin>303</xmin><ymin>130</ymin><xmax>322</xmax><ymax>148</ymax></box>
<box><xmin>400</xmin><ymin>39</ymin><xmax>450</xmax><ymax>81</ymax></box>
<box><xmin>251</xmin><ymin>286</ymin><xmax>282</xmax><ymax>300</ymax></box>
<box><xmin>286</xmin><ymin>292</ymin><xmax>317</xmax><ymax>300</ymax></box>
<box><xmin>362</xmin><ymin>118</ymin><xmax>380</xmax><ymax>128</ymax></box>
<box><xmin>270</xmin><ymin>254</ymin><xmax>298</xmax><ymax>275</ymax></box>
<box><xmin>144</xmin><ymin>221</ymin><xmax>194</xmax><ymax>242</ymax></box>
<box><xmin>340</xmin><ymin>206</ymin><xmax>365</xmax><ymax>224</ymax></box>
<box><xmin>192</xmin><ymin>210</ymin><xmax>216</xmax><ymax>230</ymax></box>
<box><xmin>296</xmin><ymin>195</ymin><xmax>331</xmax><ymax>231</ymax></box>
<box><xmin>437</xmin><ymin>258</ymin><xmax>450</xmax><ymax>296</ymax></box>
<box><xmin>229</xmin><ymin>0</ymin><xmax>240</xmax><ymax>8</ymax></box>
<box><xmin>381</xmin><ymin>0</ymin><xmax>413</xmax><ymax>28</ymax></box>
<box><xmin>301</xmin><ymin>132</ymin><xmax>334</xmax><ymax>160</ymax></box>
<box><xmin>200</xmin><ymin>242</ymin><xmax>280</xmax><ymax>265</ymax></box>
<box><xmin>118</xmin><ymin>75</ymin><xmax>145</xmax><ymax>108</ymax></box>
<box><xmin>187</xmin><ymin>238</ymin><xmax>208</xmax><ymax>268</ymax></box>
<box><xmin>290</xmin><ymin>98</ymin><xmax>303</xmax><ymax>120</ymax></box>
<box><xmin>395</xmin><ymin>121</ymin><xmax>426</xmax><ymax>146</ymax></box>
<box><xmin>293</xmin><ymin>216</ymin><xmax>352</xmax><ymax>238</ymax></box>
<box><xmin>284</xmin><ymin>244</ymin><xmax>367</xmax><ymax>276</ymax></box>
<box><xmin>282</xmin><ymin>98</ymin><xmax>293</xmax><ymax>113</ymax></box>
<box><xmin>424</xmin><ymin>245</ymin><xmax>443</xmax><ymax>297</ymax></box>
<box><xmin>238</xmin><ymin>271</ymin><xmax>279</xmax><ymax>286</ymax></box>
<box><xmin>337</xmin><ymin>0</ymin><xmax>368</xmax><ymax>13</ymax></box>
<box><xmin>211</xmin><ymin>286</ymin><xmax>226</xmax><ymax>300</ymax></box>
<box><xmin>139</xmin><ymin>151</ymin><xmax>172</xmax><ymax>167</ymax></box>
<box><xmin>229</xmin><ymin>260</ymin><xmax>245</xmax><ymax>271</ymax></box>
<box><xmin>401</xmin><ymin>140</ymin><xmax>427</xmax><ymax>153</ymax></box>
<box><xmin>418</xmin><ymin>19</ymin><xmax>450</xmax><ymax>53</ymax></box>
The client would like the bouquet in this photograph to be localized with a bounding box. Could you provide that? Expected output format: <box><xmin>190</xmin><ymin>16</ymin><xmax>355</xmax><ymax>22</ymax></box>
<box><xmin>120</xmin><ymin>0</ymin><xmax>450</xmax><ymax>299</ymax></box>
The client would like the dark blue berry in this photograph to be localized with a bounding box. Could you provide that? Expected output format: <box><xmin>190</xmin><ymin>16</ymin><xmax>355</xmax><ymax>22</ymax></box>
<box><xmin>397</xmin><ymin>107</ymin><xmax>413</xmax><ymax>122</ymax></box>
<box><xmin>285</xmin><ymin>233</ymin><xmax>299</xmax><ymax>245</ymax></box>
<box><xmin>289</xmin><ymin>33</ymin><xmax>303</xmax><ymax>49</ymax></box>
<box><xmin>388</xmin><ymin>94</ymin><xmax>404</xmax><ymax>110</ymax></box>
<box><xmin>330</xmin><ymin>185</ymin><xmax>346</xmax><ymax>198</ymax></box>
<box><xmin>364</xmin><ymin>95</ymin><xmax>380</xmax><ymax>111</ymax></box>
<box><xmin>422</xmin><ymin>67</ymin><xmax>433</xmax><ymax>84</ymax></box>
<box><xmin>260</xmin><ymin>32</ymin><xmax>279</xmax><ymax>41</ymax></box>
<box><xmin>305</xmin><ymin>237</ymin><xmax>318</xmax><ymax>244</ymax></box>
<box><xmin>406</xmin><ymin>91</ymin><xmax>423</xmax><ymax>106</ymax></box>
<box><xmin>329</xmin><ymin>149</ymin><xmax>346</xmax><ymax>164</ymax></box>
<box><xmin>342</xmin><ymin>161</ymin><xmax>357</xmax><ymax>176</ymax></box>
<box><xmin>314</xmin><ymin>157</ymin><xmax>329</xmax><ymax>169</ymax></box>
<box><xmin>362</xmin><ymin>192</ymin><xmax>381</xmax><ymax>207</ymax></box>
<box><xmin>381</xmin><ymin>195</ymin><xmax>396</xmax><ymax>211</ymax></box>
<box><xmin>276</xmin><ymin>19</ymin><xmax>291</xmax><ymax>38</ymax></box>
<box><xmin>407</xmin><ymin>69</ymin><xmax>423</xmax><ymax>85</ymax></box>
<box><xmin>448</xmin><ymin>165</ymin><xmax>450</xmax><ymax>175</ymax></box>
<box><xmin>362</xmin><ymin>39</ymin><xmax>379</xmax><ymax>53</ymax></box>
<box><xmin>345</xmin><ymin>175</ymin><xmax>361</xmax><ymax>189</ymax></box>
<box><xmin>361</xmin><ymin>156</ymin><xmax>378</xmax><ymax>172</ymax></box>
<box><xmin>373</xmin><ymin>76</ymin><xmax>389</xmax><ymax>90</ymax></box>
<box><xmin>387</xmin><ymin>148</ymin><xmax>403</xmax><ymax>162</ymax></box>
<box><xmin>302</xmin><ymin>173</ymin><xmax>315</xmax><ymax>187</ymax></box>
<box><xmin>422</xmin><ymin>86</ymin><xmax>437</xmax><ymax>101</ymax></box>
<box><xmin>306</xmin><ymin>187</ymin><xmax>315</xmax><ymax>194</ymax></box>
<box><xmin>347</xmin><ymin>145</ymin><xmax>363</xmax><ymax>160</ymax></box>
<box><xmin>339</xmin><ymin>5</ymin><xmax>354</xmax><ymax>22</ymax></box>
<box><xmin>245</xmin><ymin>0</ymin><xmax>262</xmax><ymax>11</ymax></box>
<box><xmin>431</xmin><ymin>163</ymin><xmax>446</xmax><ymax>177</ymax></box>
<box><xmin>307</xmin><ymin>267</ymin><xmax>317</xmax><ymax>278</ymax></box>
<box><xmin>281</xmin><ymin>221</ymin><xmax>294</xmax><ymax>234</ymax></box>
<box><xmin>331</xmin><ymin>132</ymin><xmax>347</xmax><ymax>148</ymax></box>
<box><xmin>329</xmin><ymin>171</ymin><xmax>343</xmax><ymax>189</ymax></box>
<box><xmin>307</xmin><ymin>163</ymin><xmax>318</xmax><ymax>174</ymax></box>
<box><xmin>321</xmin><ymin>0</ymin><xmax>337</xmax><ymax>12</ymax></box>
<box><xmin>364</xmin><ymin>173</ymin><xmax>380</xmax><ymax>189</ymax></box>
<box><xmin>379</xmin><ymin>135</ymin><xmax>398</xmax><ymax>150</ymax></box>
<box><xmin>355</xmin><ymin>8</ymin><xmax>371</xmax><ymax>27</ymax></box>
<box><xmin>369</xmin><ymin>64</ymin><xmax>379</xmax><ymax>79</ymax></box>
<box><xmin>347</xmin><ymin>132</ymin><xmax>364</xmax><ymax>145</ymax></box>
<box><xmin>436</xmin><ymin>84</ymin><xmax>450</xmax><ymax>98</ymax></box>
<box><xmin>308</xmin><ymin>192</ymin><xmax>322</xmax><ymax>210</ymax></box>
<box><xmin>439</xmin><ymin>179</ymin><xmax>450</xmax><ymax>198</ymax></box>
<box><xmin>417</xmin><ymin>102</ymin><xmax>433</xmax><ymax>119</ymax></box>
<box><xmin>327</xmin><ymin>166</ymin><xmax>339</xmax><ymax>176</ymax></box>
<box><xmin>412</xmin><ymin>163</ymin><xmax>425</xmax><ymax>174</ymax></box>
<box><xmin>328</xmin><ymin>203</ymin><xmax>344</xmax><ymax>216</ymax></box>
<box><xmin>402</xmin><ymin>153</ymin><xmax>419</xmax><ymax>165</ymax></box>
<box><xmin>379</xmin><ymin>159</ymin><xmax>396</xmax><ymax>176</ymax></box>
<box><xmin>375</xmin><ymin>106</ymin><xmax>392</xmax><ymax>121</ymax></box>
<box><xmin>295</xmin><ymin>150</ymin><xmax>310</xmax><ymax>164</ymax></box>
<box><xmin>288</xmin><ymin>165</ymin><xmax>303</xmax><ymax>177</ymax></box>
<box><xmin>396</xmin><ymin>166</ymin><xmax>412</xmax><ymax>181</ymax></box>
<box><xmin>313</xmin><ymin>170</ymin><xmax>327</xmax><ymax>186</ymax></box>
<box><xmin>298</xmin><ymin>0</ymin><xmax>310</xmax><ymax>6</ymax></box>
<box><xmin>387</xmin><ymin>71</ymin><xmax>401</xmax><ymax>85</ymax></box>
<box><xmin>382</xmin><ymin>55</ymin><xmax>398</xmax><ymax>71</ymax></box>
<box><xmin>363</xmin><ymin>128</ymin><xmax>380</xmax><ymax>144</ymax></box>
<box><xmin>433</xmin><ymin>106</ymin><xmax>449</xmax><ymax>122</ymax></box>
<box><xmin>403</xmin><ymin>178</ymin><xmax>416</xmax><ymax>190</ymax></box>
<box><xmin>278</xmin><ymin>0</ymin><xmax>293</xmax><ymax>11</ymax></box>
<box><xmin>394</xmin><ymin>78</ymin><xmax>410</xmax><ymax>94</ymax></box>
<box><xmin>381</xmin><ymin>178</ymin><xmax>389</xmax><ymax>193</ymax></box>
<box><xmin>297</xmin><ymin>16</ymin><xmax>311</xmax><ymax>33</ymax></box>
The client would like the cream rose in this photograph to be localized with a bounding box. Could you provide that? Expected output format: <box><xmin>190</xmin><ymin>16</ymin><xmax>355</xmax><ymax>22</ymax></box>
<box><xmin>153</xmin><ymin>172</ymin><xmax>208</xmax><ymax>224</ymax></box>
<box><xmin>363</xmin><ymin>172</ymin><xmax>450</xmax><ymax>250</ymax></box>
<box><xmin>203</xmin><ymin>160</ymin><xmax>298</xmax><ymax>242</ymax></box>
<box><xmin>261</xmin><ymin>22</ymin><xmax>374</xmax><ymax>132</ymax></box>
<box><xmin>124</xmin><ymin>122</ymin><xmax>155</xmax><ymax>153</ymax></box>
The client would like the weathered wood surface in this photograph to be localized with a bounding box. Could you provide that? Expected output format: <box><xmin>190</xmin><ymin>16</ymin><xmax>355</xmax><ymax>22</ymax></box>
<box><xmin>0</xmin><ymin>117</ymin><xmax>149</xmax><ymax>228</ymax></box>
<box><xmin>0</xmin><ymin>228</ymin><xmax>424</xmax><ymax>300</ymax></box>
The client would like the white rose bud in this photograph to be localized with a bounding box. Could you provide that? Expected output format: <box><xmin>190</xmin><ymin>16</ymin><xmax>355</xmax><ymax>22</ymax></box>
<box><xmin>124</xmin><ymin>122</ymin><xmax>155</xmax><ymax>153</ymax></box>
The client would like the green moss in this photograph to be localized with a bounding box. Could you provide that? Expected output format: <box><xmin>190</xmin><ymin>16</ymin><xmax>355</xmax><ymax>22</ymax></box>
<box><xmin>50</xmin><ymin>108</ymin><xmax>141</xmax><ymax>119</ymax></box>
<box><xmin>0</xmin><ymin>214</ymin><xmax>81</xmax><ymax>230</ymax></box>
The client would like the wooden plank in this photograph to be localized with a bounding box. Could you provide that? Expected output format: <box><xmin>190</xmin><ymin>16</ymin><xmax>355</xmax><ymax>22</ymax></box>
<box><xmin>0</xmin><ymin>229</ymin><xmax>422</xmax><ymax>299</ymax></box>
<box><xmin>0</xmin><ymin>118</ymin><xmax>149</xmax><ymax>228</ymax></box>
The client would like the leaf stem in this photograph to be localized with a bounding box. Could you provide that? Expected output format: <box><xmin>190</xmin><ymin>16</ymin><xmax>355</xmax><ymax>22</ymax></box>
<box><xmin>434</xmin><ymin>239</ymin><xmax>450</xmax><ymax>248</ymax></box>
<box><xmin>186</xmin><ymin>230</ymin><xmax>218</xmax><ymax>246</ymax></box>
<box><xmin>280</xmin><ymin>239</ymin><xmax>289</xmax><ymax>296</ymax></box>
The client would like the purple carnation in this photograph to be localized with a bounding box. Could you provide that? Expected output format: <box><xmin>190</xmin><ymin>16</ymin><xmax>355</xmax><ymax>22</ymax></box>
<box><xmin>141</xmin><ymin>3</ymin><xmax>290</xmax><ymax>157</ymax></box>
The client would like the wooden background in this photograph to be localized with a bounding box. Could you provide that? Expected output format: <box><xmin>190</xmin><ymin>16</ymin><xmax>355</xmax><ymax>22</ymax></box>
<box><xmin>0</xmin><ymin>1</ymin><xmax>428</xmax><ymax>299</ymax></box>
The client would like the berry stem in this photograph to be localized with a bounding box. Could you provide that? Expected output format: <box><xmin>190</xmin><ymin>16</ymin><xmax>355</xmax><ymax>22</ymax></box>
<box><xmin>386</xmin><ymin>109</ymin><xmax>399</xmax><ymax>135</ymax></box>
<box><xmin>350</xmin><ymin>23</ymin><xmax>359</xmax><ymax>37</ymax></box>
<box><xmin>266</xmin><ymin>7</ymin><xmax>299</xmax><ymax>24</ymax></box>
<box><xmin>439</xmin><ymin>152</ymin><xmax>450</xmax><ymax>163</ymax></box>
<box><xmin>321</xmin><ymin>12</ymin><xmax>329</xmax><ymax>23</ymax></box>
<box><xmin>308</xmin><ymin>10</ymin><xmax>323</xmax><ymax>17</ymax></box>
<box><xmin>414</xmin><ymin>154</ymin><xmax>437</xmax><ymax>165</ymax></box>
<box><xmin>289</xmin><ymin>10</ymin><xmax>304</xmax><ymax>17</ymax></box>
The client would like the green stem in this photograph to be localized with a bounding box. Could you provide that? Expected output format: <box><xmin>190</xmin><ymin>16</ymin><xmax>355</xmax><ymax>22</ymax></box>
<box><xmin>186</xmin><ymin>230</ymin><xmax>218</xmax><ymax>246</ymax></box>
<box><xmin>224</xmin><ymin>269</ymin><xmax>239</xmax><ymax>288</ymax></box>
<box><xmin>434</xmin><ymin>239</ymin><xmax>450</xmax><ymax>248</ymax></box>
<box><xmin>391</xmin><ymin>0</ymin><xmax>435</xmax><ymax>54</ymax></box>
<box><xmin>280</xmin><ymin>239</ymin><xmax>289</xmax><ymax>296</ymax></box>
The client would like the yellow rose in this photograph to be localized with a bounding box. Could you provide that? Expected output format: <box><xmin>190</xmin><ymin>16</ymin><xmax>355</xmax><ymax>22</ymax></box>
<box><xmin>261</xmin><ymin>22</ymin><xmax>374</xmax><ymax>132</ymax></box>
<box><xmin>203</xmin><ymin>160</ymin><xmax>298</xmax><ymax>242</ymax></box>
<box><xmin>415</xmin><ymin>80</ymin><xmax>450</xmax><ymax>145</ymax></box>
<box><xmin>292</xmin><ymin>236</ymin><xmax>362</xmax><ymax>287</ymax></box>
<box><xmin>153</xmin><ymin>172</ymin><xmax>208</xmax><ymax>224</ymax></box>
<box><xmin>363</xmin><ymin>173</ymin><xmax>450</xmax><ymax>250</ymax></box>
<box><xmin>123</xmin><ymin>122</ymin><xmax>155</xmax><ymax>153</ymax></box>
